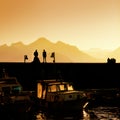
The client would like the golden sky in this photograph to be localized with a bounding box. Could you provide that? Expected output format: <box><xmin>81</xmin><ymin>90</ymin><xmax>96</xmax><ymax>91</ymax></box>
<box><xmin>0</xmin><ymin>0</ymin><xmax>120</xmax><ymax>50</ymax></box>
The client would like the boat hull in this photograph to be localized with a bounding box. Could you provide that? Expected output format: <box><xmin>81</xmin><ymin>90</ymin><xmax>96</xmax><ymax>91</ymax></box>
<box><xmin>40</xmin><ymin>98</ymin><xmax>87</xmax><ymax>114</ymax></box>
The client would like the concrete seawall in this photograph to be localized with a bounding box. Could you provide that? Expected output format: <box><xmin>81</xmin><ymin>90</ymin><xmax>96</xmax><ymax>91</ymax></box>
<box><xmin>0</xmin><ymin>62</ymin><xmax>119</xmax><ymax>90</ymax></box>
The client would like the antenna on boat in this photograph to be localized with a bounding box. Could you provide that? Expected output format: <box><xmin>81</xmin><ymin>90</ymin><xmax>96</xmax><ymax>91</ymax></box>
<box><xmin>56</xmin><ymin>70</ymin><xmax>63</xmax><ymax>82</ymax></box>
<box><xmin>2</xmin><ymin>68</ymin><xmax>8</xmax><ymax>78</ymax></box>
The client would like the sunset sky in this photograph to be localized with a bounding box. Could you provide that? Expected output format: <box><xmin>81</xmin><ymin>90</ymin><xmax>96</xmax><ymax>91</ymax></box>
<box><xmin>0</xmin><ymin>0</ymin><xmax>120</xmax><ymax>50</ymax></box>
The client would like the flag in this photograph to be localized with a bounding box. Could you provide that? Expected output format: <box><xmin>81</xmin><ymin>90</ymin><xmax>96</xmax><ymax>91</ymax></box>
<box><xmin>24</xmin><ymin>55</ymin><xmax>28</xmax><ymax>60</ymax></box>
<box><xmin>51</xmin><ymin>52</ymin><xmax>55</xmax><ymax>58</ymax></box>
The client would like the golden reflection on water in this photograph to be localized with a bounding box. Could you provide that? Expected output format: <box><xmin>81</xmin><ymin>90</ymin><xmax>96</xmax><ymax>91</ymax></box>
<box><xmin>83</xmin><ymin>110</ymin><xmax>90</xmax><ymax>120</ymax></box>
<box><xmin>36</xmin><ymin>113</ymin><xmax>46</xmax><ymax>120</ymax></box>
<box><xmin>35</xmin><ymin>107</ymin><xmax>120</xmax><ymax>120</ymax></box>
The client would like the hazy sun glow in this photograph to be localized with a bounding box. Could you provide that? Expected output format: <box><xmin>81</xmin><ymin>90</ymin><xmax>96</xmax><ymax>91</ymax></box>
<box><xmin>0</xmin><ymin>0</ymin><xmax>120</xmax><ymax>50</ymax></box>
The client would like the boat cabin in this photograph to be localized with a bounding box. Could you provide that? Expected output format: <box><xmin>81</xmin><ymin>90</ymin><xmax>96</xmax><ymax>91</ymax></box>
<box><xmin>0</xmin><ymin>69</ymin><xmax>22</xmax><ymax>96</ymax></box>
<box><xmin>37</xmin><ymin>79</ymin><xmax>74</xmax><ymax>100</ymax></box>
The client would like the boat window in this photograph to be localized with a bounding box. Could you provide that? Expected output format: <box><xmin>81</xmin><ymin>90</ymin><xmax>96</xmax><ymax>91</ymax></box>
<box><xmin>12</xmin><ymin>86</ymin><xmax>22</xmax><ymax>93</ymax></box>
<box><xmin>67</xmin><ymin>84</ymin><xmax>73</xmax><ymax>90</ymax></box>
<box><xmin>59</xmin><ymin>84</ymin><xmax>67</xmax><ymax>91</ymax></box>
<box><xmin>37</xmin><ymin>83</ymin><xmax>43</xmax><ymax>98</ymax></box>
<box><xmin>49</xmin><ymin>85</ymin><xmax>57</xmax><ymax>92</ymax></box>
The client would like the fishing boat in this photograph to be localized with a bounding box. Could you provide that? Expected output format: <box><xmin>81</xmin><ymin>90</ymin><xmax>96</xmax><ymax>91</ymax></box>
<box><xmin>37</xmin><ymin>78</ymin><xmax>88</xmax><ymax>113</ymax></box>
<box><xmin>0</xmin><ymin>69</ymin><xmax>33</xmax><ymax>113</ymax></box>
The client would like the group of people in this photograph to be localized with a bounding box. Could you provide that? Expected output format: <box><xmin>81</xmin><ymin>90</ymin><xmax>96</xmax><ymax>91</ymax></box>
<box><xmin>33</xmin><ymin>49</ymin><xmax>47</xmax><ymax>63</ymax></box>
<box><xmin>32</xmin><ymin>49</ymin><xmax>55</xmax><ymax>63</ymax></box>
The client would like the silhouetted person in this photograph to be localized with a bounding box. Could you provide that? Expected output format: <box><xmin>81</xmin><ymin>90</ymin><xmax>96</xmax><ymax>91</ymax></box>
<box><xmin>107</xmin><ymin>57</ymin><xmax>116</xmax><ymax>63</ymax></box>
<box><xmin>32</xmin><ymin>50</ymin><xmax>40</xmax><ymax>63</ymax></box>
<box><xmin>107</xmin><ymin>58</ymin><xmax>110</xmax><ymax>63</ymax></box>
<box><xmin>42</xmin><ymin>49</ymin><xmax>47</xmax><ymax>63</ymax></box>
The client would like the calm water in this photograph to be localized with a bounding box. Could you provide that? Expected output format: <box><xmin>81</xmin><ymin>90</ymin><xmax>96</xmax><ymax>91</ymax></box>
<box><xmin>1</xmin><ymin>105</ymin><xmax>120</xmax><ymax>120</ymax></box>
<box><xmin>33</xmin><ymin>106</ymin><xmax>120</xmax><ymax>120</ymax></box>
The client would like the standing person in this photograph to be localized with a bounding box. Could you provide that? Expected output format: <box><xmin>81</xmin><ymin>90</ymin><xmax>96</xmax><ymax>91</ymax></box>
<box><xmin>42</xmin><ymin>49</ymin><xmax>47</xmax><ymax>63</ymax></box>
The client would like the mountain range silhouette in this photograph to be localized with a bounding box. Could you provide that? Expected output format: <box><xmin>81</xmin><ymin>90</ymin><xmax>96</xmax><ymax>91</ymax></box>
<box><xmin>0</xmin><ymin>37</ymin><xmax>119</xmax><ymax>63</ymax></box>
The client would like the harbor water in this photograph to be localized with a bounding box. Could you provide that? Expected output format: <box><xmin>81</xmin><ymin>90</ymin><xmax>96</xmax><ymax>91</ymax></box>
<box><xmin>33</xmin><ymin>106</ymin><xmax>120</xmax><ymax>120</ymax></box>
<box><xmin>1</xmin><ymin>105</ymin><xmax>120</xmax><ymax>120</ymax></box>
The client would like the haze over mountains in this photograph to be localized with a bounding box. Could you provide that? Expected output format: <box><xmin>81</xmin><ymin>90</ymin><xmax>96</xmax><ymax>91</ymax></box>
<box><xmin>0</xmin><ymin>37</ymin><xmax>119</xmax><ymax>63</ymax></box>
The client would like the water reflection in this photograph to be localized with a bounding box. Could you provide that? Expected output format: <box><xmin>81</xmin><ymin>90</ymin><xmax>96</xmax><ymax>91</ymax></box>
<box><xmin>34</xmin><ymin>110</ymin><xmax>91</xmax><ymax>120</ymax></box>
<box><xmin>34</xmin><ymin>106</ymin><xmax>120</xmax><ymax>120</ymax></box>
<box><xmin>83</xmin><ymin>110</ymin><xmax>90</xmax><ymax>120</ymax></box>
<box><xmin>35</xmin><ymin>112</ymin><xmax>46</xmax><ymax>120</ymax></box>
<box><xmin>1</xmin><ymin>106</ymin><xmax>120</xmax><ymax>120</ymax></box>
<box><xmin>90</xmin><ymin>106</ymin><xmax>120</xmax><ymax>120</ymax></box>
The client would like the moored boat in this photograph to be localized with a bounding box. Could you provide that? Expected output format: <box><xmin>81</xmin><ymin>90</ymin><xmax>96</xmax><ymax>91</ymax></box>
<box><xmin>0</xmin><ymin>69</ymin><xmax>33</xmax><ymax>113</ymax></box>
<box><xmin>36</xmin><ymin>78</ymin><xmax>88</xmax><ymax>113</ymax></box>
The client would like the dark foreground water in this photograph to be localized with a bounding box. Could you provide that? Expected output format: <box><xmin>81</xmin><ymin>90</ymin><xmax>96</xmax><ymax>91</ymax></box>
<box><xmin>1</xmin><ymin>105</ymin><xmax>120</xmax><ymax>120</ymax></box>
<box><xmin>33</xmin><ymin>106</ymin><xmax>120</xmax><ymax>120</ymax></box>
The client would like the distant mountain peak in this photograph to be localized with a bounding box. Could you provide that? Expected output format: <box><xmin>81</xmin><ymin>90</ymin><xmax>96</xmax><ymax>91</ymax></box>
<box><xmin>30</xmin><ymin>37</ymin><xmax>53</xmax><ymax>44</ymax></box>
<box><xmin>11</xmin><ymin>41</ymin><xmax>25</xmax><ymax>47</ymax></box>
<box><xmin>28</xmin><ymin>37</ymin><xmax>54</xmax><ymax>50</ymax></box>
<box><xmin>1</xmin><ymin>44</ymin><xmax>8</xmax><ymax>47</ymax></box>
